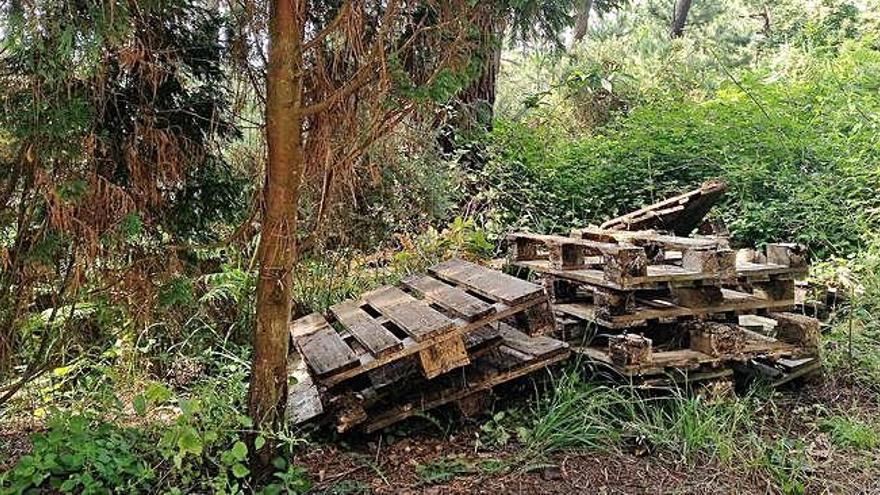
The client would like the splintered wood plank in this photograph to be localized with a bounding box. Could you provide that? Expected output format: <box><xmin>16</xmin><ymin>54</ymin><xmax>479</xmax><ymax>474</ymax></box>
<box><xmin>330</xmin><ymin>300</ymin><xmax>403</xmax><ymax>358</ymax></box>
<box><xmin>292</xmin><ymin>313</ymin><xmax>360</xmax><ymax>377</ymax></box>
<box><xmin>402</xmin><ymin>275</ymin><xmax>495</xmax><ymax>321</ymax></box>
<box><xmin>496</xmin><ymin>323</ymin><xmax>568</xmax><ymax>360</ymax></box>
<box><xmin>363</xmin><ymin>286</ymin><xmax>454</xmax><ymax>341</ymax></box>
<box><xmin>429</xmin><ymin>259</ymin><xmax>543</xmax><ymax>304</ymax></box>
<box><xmin>418</xmin><ymin>336</ymin><xmax>470</xmax><ymax>379</ymax></box>
<box><xmin>286</xmin><ymin>356</ymin><xmax>323</xmax><ymax>425</ymax></box>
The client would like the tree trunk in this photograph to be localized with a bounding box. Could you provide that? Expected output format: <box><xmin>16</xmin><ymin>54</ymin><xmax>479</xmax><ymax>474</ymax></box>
<box><xmin>571</xmin><ymin>0</ymin><xmax>593</xmax><ymax>46</ymax></box>
<box><xmin>248</xmin><ymin>0</ymin><xmax>304</xmax><ymax>476</ymax></box>
<box><xmin>439</xmin><ymin>9</ymin><xmax>504</xmax><ymax>165</ymax></box>
<box><xmin>458</xmin><ymin>15</ymin><xmax>504</xmax><ymax>133</ymax></box>
<box><xmin>670</xmin><ymin>0</ymin><xmax>693</xmax><ymax>38</ymax></box>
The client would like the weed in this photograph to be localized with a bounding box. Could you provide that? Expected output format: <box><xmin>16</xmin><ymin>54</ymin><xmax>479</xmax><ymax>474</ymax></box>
<box><xmin>415</xmin><ymin>456</ymin><xmax>478</xmax><ymax>486</ymax></box>
<box><xmin>820</xmin><ymin>415</ymin><xmax>879</xmax><ymax>451</ymax></box>
<box><xmin>753</xmin><ymin>438</ymin><xmax>812</xmax><ymax>495</ymax></box>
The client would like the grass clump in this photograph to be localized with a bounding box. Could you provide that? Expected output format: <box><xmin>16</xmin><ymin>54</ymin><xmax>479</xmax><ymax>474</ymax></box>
<box><xmin>504</xmin><ymin>368</ymin><xmax>755</xmax><ymax>466</ymax></box>
<box><xmin>820</xmin><ymin>415</ymin><xmax>879</xmax><ymax>451</ymax></box>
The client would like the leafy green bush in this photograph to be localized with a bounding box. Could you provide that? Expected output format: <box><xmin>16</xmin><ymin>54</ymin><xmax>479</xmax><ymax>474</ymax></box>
<box><xmin>1</xmin><ymin>366</ymin><xmax>310</xmax><ymax>494</ymax></box>
<box><xmin>0</xmin><ymin>414</ymin><xmax>154</xmax><ymax>494</ymax></box>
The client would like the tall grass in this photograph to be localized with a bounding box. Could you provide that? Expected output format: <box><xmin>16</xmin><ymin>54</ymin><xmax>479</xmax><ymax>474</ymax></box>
<box><xmin>517</xmin><ymin>367</ymin><xmax>757</xmax><ymax>465</ymax></box>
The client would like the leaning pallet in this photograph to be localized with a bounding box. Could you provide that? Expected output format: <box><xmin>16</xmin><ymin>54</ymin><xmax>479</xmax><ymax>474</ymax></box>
<box><xmin>285</xmin><ymin>258</ymin><xmax>568</xmax><ymax>432</ymax></box>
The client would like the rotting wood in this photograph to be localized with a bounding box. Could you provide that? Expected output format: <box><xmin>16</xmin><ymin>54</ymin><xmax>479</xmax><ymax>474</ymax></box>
<box><xmin>430</xmin><ymin>258</ymin><xmax>544</xmax><ymax>305</ymax></box>
<box><xmin>769</xmin><ymin>312</ymin><xmax>820</xmax><ymax>354</ymax></box>
<box><xmin>285</xmin><ymin>356</ymin><xmax>323</xmax><ymax>425</ymax></box>
<box><xmin>608</xmin><ymin>334</ymin><xmax>653</xmax><ymax>366</ymax></box>
<box><xmin>330</xmin><ymin>300</ymin><xmax>403</xmax><ymax>357</ymax></box>
<box><xmin>363</xmin><ymin>286</ymin><xmax>455</xmax><ymax>341</ymax></box>
<box><xmin>687</xmin><ymin>321</ymin><xmax>745</xmax><ymax>357</ymax></box>
<box><xmin>554</xmin><ymin>287</ymin><xmax>794</xmax><ymax>328</ymax></box>
<box><xmin>418</xmin><ymin>335</ymin><xmax>471</xmax><ymax>379</ymax></box>
<box><xmin>293</xmin><ymin>314</ymin><xmax>360</xmax><ymax>377</ymax></box>
<box><xmin>362</xmin><ymin>339</ymin><xmax>569</xmax><ymax>433</ymax></box>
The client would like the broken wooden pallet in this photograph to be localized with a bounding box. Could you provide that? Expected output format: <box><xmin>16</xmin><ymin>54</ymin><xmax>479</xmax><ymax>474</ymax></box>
<box><xmin>353</xmin><ymin>324</ymin><xmax>570</xmax><ymax>433</ymax></box>
<box><xmin>290</xmin><ymin>259</ymin><xmax>552</xmax><ymax>389</ymax></box>
<box><xmin>600</xmin><ymin>180</ymin><xmax>727</xmax><ymax>236</ymax></box>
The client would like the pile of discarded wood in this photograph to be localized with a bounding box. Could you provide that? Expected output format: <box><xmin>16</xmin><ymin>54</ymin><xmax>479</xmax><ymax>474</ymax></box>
<box><xmin>287</xmin><ymin>259</ymin><xmax>568</xmax><ymax>433</ymax></box>
<box><xmin>508</xmin><ymin>181</ymin><xmax>821</xmax><ymax>388</ymax></box>
<box><xmin>287</xmin><ymin>181</ymin><xmax>822</xmax><ymax>432</ymax></box>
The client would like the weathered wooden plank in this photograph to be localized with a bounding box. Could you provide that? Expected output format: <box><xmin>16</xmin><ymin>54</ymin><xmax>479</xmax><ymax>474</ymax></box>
<box><xmin>293</xmin><ymin>314</ymin><xmax>360</xmax><ymax>377</ymax></box>
<box><xmin>497</xmin><ymin>323</ymin><xmax>568</xmax><ymax>359</ymax></box>
<box><xmin>574</xmin><ymin>227</ymin><xmax>722</xmax><ymax>251</ymax></box>
<box><xmin>286</xmin><ymin>356</ymin><xmax>323</xmax><ymax>425</ymax></box>
<box><xmin>513</xmin><ymin>259</ymin><xmax>702</xmax><ymax>290</ymax></box>
<box><xmin>363</xmin><ymin>286</ymin><xmax>454</xmax><ymax>341</ymax></box>
<box><xmin>418</xmin><ymin>336</ymin><xmax>470</xmax><ymax>379</ymax></box>
<box><xmin>555</xmin><ymin>288</ymin><xmax>795</xmax><ymax>328</ymax></box>
<box><xmin>330</xmin><ymin>300</ymin><xmax>403</xmax><ymax>358</ymax></box>
<box><xmin>402</xmin><ymin>275</ymin><xmax>495</xmax><ymax>321</ymax></box>
<box><xmin>319</xmin><ymin>297</ymin><xmax>545</xmax><ymax>388</ymax></box>
<box><xmin>599</xmin><ymin>180</ymin><xmax>727</xmax><ymax>235</ymax></box>
<box><xmin>291</xmin><ymin>312</ymin><xmax>332</xmax><ymax>338</ymax></box>
<box><xmin>430</xmin><ymin>258</ymin><xmax>542</xmax><ymax>305</ymax></box>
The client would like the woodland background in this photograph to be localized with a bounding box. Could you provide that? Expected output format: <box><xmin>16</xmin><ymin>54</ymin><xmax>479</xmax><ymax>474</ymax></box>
<box><xmin>1</xmin><ymin>0</ymin><xmax>880</xmax><ymax>493</ymax></box>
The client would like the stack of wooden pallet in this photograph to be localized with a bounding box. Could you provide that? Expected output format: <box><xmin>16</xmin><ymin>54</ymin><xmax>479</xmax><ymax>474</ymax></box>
<box><xmin>507</xmin><ymin>227</ymin><xmax>819</xmax><ymax>385</ymax></box>
<box><xmin>286</xmin><ymin>259</ymin><xmax>569</xmax><ymax>433</ymax></box>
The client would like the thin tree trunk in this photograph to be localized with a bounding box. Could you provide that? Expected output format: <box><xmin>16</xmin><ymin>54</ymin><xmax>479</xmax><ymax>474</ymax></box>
<box><xmin>670</xmin><ymin>0</ymin><xmax>693</xmax><ymax>38</ymax></box>
<box><xmin>571</xmin><ymin>0</ymin><xmax>593</xmax><ymax>46</ymax></box>
<box><xmin>248</xmin><ymin>0</ymin><xmax>304</xmax><ymax>476</ymax></box>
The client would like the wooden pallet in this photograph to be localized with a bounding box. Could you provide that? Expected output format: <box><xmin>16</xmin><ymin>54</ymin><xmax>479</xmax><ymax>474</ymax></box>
<box><xmin>573</xmin><ymin>327</ymin><xmax>803</xmax><ymax>377</ymax></box>
<box><xmin>600</xmin><ymin>180</ymin><xmax>727</xmax><ymax>236</ymax></box>
<box><xmin>512</xmin><ymin>248</ymin><xmax>807</xmax><ymax>291</ymax></box>
<box><xmin>291</xmin><ymin>259</ymin><xmax>550</xmax><ymax>388</ymax></box>
<box><xmin>357</xmin><ymin>324</ymin><xmax>570</xmax><ymax>433</ymax></box>
<box><xmin>554</xmin><ymin>287</ymin><xmax>795</xmax><ymax>329</ymax></box>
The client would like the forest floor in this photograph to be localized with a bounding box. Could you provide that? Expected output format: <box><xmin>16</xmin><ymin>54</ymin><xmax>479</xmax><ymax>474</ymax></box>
<box><xmin>2</xmin><ymin>349</ymin><xmax>879</xmax><ymax>493</ymax></box>
<box><xmin>296</xmin><ymin>376</ymin><xmax>880</xmax><ymax>494</ymax></box>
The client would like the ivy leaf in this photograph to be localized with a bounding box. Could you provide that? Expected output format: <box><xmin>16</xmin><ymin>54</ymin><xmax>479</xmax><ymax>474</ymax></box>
<box><xmin>145</xmin><ymin>383</ymin><xmax>172</xmax><ymax>404</ymax></box>
<box><xmin>231</xmin><ymin>463</ymin><xmax>249</xmax><ymax>479</ymax></box>
<box><xmin>230</xmin><ymin>440</ymin><xmax>247</xmax><ymax>461</ymax></box>
<box><xmin>177</xmin><ymin>429</ymin><xmax>203</xmax><ymax>457</ymax></box>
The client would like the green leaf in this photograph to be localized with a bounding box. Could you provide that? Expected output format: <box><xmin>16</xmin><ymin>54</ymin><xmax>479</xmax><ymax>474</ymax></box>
<box><xmin>133</xmin><ymin>394</ymin><xmax>147</xmax><ymax>416</ymax></box>
<box><xmin>145</xmin><ymin>383</ymin><xmax>172</xmax><ymax>404</ymax></box>
<box><xmin>231</xmin><ymin>463</ymin><xmax>249</xmax><ymax>479</ymax></box>
<box><xmin>254</xmin><ymin>435</ymin><xmax>266</xmax><ymax>450</ymax></box>
<box><xmin>230</xmin><ymin>440</ymin><xmax>247</xmax><ymax>461</ymax></box>
<box><xmin>177</xmin><ymin>429</ymin><xmax>203</xmax><ymax>457</ymax></box>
